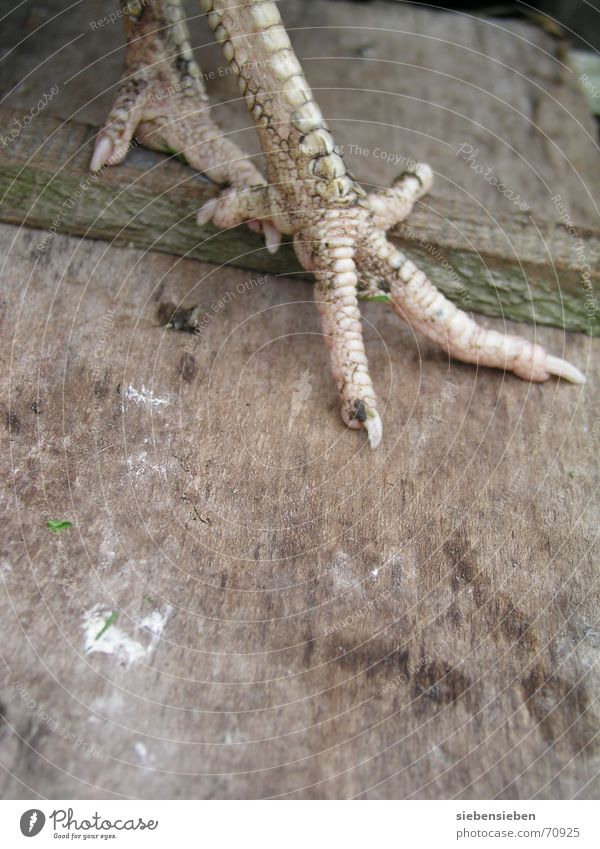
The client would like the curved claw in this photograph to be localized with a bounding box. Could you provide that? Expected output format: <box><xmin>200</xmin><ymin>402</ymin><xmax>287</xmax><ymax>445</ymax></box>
<box><xmin>545</xmin><ymin>356</ymin><xmax>585</xmax><ymax>384</ymax></box>
<box><xmin>90</xmin><ymin>136</ymin><xmax>117</xmax><ymax>172</ymax></box>
<box><xmin>197</xmin><ymin>187</ymin><xmax>283</xmax><ymax>259</ymax></box>
<box><xmin>197</xmin><ymin>200</ymin><xmax>282</xmax><ymax>254</ymax></box>
<box><xmin>197</xmin><ymin>198</ymin><xmax>218</xmax><ymax>226</ymax></box>
<box><xmin>364</xmin><ymin>411</ymin><xmax>383</xmax><ymax>449</ymax></box>
<box><xmin>263</xmin><ymin>222</ymin><xmax>282</xmax><ymax>254</ymax></box>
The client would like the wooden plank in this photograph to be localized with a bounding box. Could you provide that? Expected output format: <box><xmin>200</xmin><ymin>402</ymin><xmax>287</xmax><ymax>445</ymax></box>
<box><xmin>3</xmin><ymin>0</ymin><xmax>599</xmax><ymax>225</ymax></box>
<box><xmin>1</xmin><ymin>107</ymin><xmax>599</xmax><ymax>334</ymax></box>
<box><xmin>1</xmin><ymin>222</ymin><xmax>598</xmax><ymax>800</ymax></box>
<box><xmin>2</xmin><ymin>0</ymin><xmax>600</xmax><ymax>803</ymax></box>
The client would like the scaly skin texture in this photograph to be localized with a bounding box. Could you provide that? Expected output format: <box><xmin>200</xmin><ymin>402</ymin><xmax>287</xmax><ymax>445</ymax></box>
<box><xmin>91</xmin><ymin>0</ymin><xmax>280</xmax><ymax>245</ymax></box>
<box><xmin>93</xmin><ymin>0</ymin><xmax>584</xmax><ymax>448</ymax></box>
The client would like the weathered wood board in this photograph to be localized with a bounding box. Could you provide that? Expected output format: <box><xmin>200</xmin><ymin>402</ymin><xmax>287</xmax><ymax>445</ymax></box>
<box><xmin>2</xmin><ymin>107</ymin><xmax>599</xmax><ymax>334</ymax></box>
<box><xmin>2</xmin><ymin>0</ymin><xmax>599</xmax><ymax>221</ymax></box>
<box><xmin>1</xmin><ymin>220</ymin><xmax>599</xmax><ymax>800</ymax></box>
<box><xmin>2</xmin><ymin>0</ymin><xmax>600</xmax><ymax>335</ymax></box>
<box><xmin>1</xmin><ymin>0</ymin><xmax>599</xmax><ymax>801</ymax></box>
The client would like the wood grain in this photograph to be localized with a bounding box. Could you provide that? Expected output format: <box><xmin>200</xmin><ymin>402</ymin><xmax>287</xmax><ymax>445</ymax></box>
<box><xmin>1</xmin><ymin>218</ymin><xmax>598</xmax><ymax>800</ymax></box>
<box><xmin>1</xmin><ymin>106</ymin><xmax>599</xmax><ymax>334</ymax></box>
<box><xmin>1</xmin><ymin>0</ymin><xmax>599</xmax><ymax>801</ymax></box>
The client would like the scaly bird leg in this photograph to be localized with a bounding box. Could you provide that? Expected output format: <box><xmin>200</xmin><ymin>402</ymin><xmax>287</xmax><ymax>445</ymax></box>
<box><xmin>198</xmin><ymin>0</ymin><xmax>384</xmax><ymax>444</ymax></box>
<box><xmin>90</xmin><ymin>0</ymin><xmax>281</xmax><ymax>248</ymax></box>
<box><xmin>198</xmin><ymin>0</ymin><xmax>583</xmax><ymax>446</ymax></box>
<box><xmin>97</xmin><ymin>1</ymin><xmax>582</xmax><ymax>445</ymax></box>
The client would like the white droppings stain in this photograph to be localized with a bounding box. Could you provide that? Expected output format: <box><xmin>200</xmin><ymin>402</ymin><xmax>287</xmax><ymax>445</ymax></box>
<box><xmin>82</xmin><ymin>606</ymin><xmax>146</xmax><ymax>664</ymax></box>
<box><xmin>140</xmin><ymin>605</ymin><xmax>173</xmax><ymax>651</ymax></box>
<box><xmin>81</xmin><ymin>604</ymin><xmax>172</xmax><ymax>665</ymax></box>
<box><xmin>125</xmin><ymin>384</ymin><xmax>169</xmax><ymax>407</ymax></box>
<box><xmin>370</xmin><ymin>568</ymin><xmax>379</xmax><ymax>578</ymax></box>
<box><xmin>133</xmin><ymin>741</ymin><xmax>148</xmax><ymax>761</ymax></box>
<box><xmin>127</xmin><ymin>451</ymin><xmax>167</xmax><ymax>480</ymax></box>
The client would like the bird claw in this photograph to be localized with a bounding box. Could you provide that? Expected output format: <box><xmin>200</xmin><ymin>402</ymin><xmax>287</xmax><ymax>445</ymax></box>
<box><xmin>98</xmin><ymin>0</ymin><xmax>584</xmax><ymax>449</ymax></box>
<box><xmin>262</xmin><ymin>222</ymin><xmax>282</xmax><ymax>254</ymax></box>
<box><xmin>196</xmin><ymin>198</ymin><xmax>219</xmax><ymax>227</ymax></box>
<box><xmin>545</xmin><ymin>355</ymin><xmax>586</xmax><ymax>384</ymax></box>
<box><xmin>364</xmin><ymin>411</ymin><xmax>383</xmax><ymax>449</ymax></box>
<box><xmin>90</xmin><ymin>136</ymin><xmax>117</xmax><ymax>172</ymax></box>
<box><xmin>197</xmin><ymin>197</ymin><xmax>282</xmax><ymax>253</ymax></box>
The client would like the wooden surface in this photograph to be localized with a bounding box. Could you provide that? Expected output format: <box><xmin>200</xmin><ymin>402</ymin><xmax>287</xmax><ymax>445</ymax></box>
<box><xmin>1</xmin><ymin>0</ymin><xmax>600</xmax><ymax>800</ymax></box>
<box><xmin>2</xmin><ymin>106</ymin><xmax>600</xmax><ymax>334</ymax></box>
<box><xmin>2</xmin><ymin>0</ymin><xmax>600</xmax><ymax>221</ymax></box>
